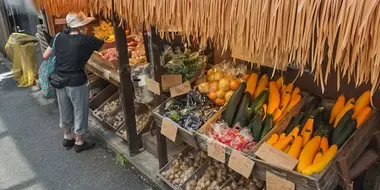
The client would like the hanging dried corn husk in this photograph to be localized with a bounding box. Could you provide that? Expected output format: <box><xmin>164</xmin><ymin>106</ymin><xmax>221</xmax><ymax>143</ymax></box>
<box><xmin>34</xmin><ymin>0</ymin><xmax>380</xmax><ymax>96</ymax></box>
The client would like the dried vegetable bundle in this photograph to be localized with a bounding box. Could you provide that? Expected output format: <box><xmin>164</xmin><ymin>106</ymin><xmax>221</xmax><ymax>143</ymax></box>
<box><xmin>34</xmin><ymin>0</ymin><xmax>380</xmax><ymax>96</ymax></box>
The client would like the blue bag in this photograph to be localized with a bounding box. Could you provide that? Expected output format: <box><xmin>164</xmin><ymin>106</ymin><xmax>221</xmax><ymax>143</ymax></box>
<box><xmin>38</xmin><ymin>33</ymin><xmax>60</xmax><ymax>98</ymax></box>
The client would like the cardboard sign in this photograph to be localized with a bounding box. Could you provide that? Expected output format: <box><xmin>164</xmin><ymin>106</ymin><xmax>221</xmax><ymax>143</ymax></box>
<box><xmin>255</xmin><ymin>143</ymin><xmax>298</xmax><ymax>170</ymax></box>
<box><xmin>266</xmin><ymin>171</ymin><xmax>295</xmax><ymax>190</ymax></box>
<box><xmin>161</xmin><ymin>118</ymin><xmax>178</xmax><ymax>142</ymax></box>
<box><xmin>207</xmin><ymin>140</ymin><xmax>226</xmax><ymax>163</ymax></box>
<box><xmin>161</xmin><ymin>75</ymin><xmax>182</xmax><ymax>89</ymax></box>
<box><xmin>54</xmin><ymin>18</ymin><xmax>66</xmax><ymax>25</ymax></box>
<box><xmin>146</xmin><ymin>77</ymin><xmax>161</xmax><ymax>95</ymax></box>
<box><xmin>170</xmin><ymin>81</ymin><xmax>191</xmax><ymax>97</ymax></box>
<box><xmin>228</xmin><ymin>150</ymin><xmax>255</xmax><ymax>178</ymax></box>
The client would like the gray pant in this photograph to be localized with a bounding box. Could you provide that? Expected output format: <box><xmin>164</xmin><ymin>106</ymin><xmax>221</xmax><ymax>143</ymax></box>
<box><xmin>56</xmin><ymin>84</ymin><xmax>89</xmax><ymax>135</ymax></box>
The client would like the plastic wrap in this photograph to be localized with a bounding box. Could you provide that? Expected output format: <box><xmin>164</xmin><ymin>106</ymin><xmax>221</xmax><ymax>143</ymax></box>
<box><xmin>131</xmin><ymin>63</ymin><xmax>154</xmax><ymax>104</ymax></box>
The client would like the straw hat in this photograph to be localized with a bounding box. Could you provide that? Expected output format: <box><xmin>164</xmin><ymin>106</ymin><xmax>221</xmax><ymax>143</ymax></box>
<box><xmin>66</xmin><ymin>12</ymin><xmax>95</xmax><ymax>28</ymax></box>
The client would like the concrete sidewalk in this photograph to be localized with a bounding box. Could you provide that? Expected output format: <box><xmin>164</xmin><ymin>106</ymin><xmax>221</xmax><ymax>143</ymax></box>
<box><xmin>0</xmin><ymin>58</ymin><xmax>154</xmax><ymax>189</ymax></box>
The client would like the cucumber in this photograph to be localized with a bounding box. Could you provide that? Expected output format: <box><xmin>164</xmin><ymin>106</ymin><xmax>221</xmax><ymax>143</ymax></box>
<box><xmin>261</xmin><ymin>116</ymin><xmax>273</xmax><ymax>140</ymax></box>
<box><xmin>285</xmin><ymin>112</ymin><xmax>304</xmax><ymax>134</ymax></box>
<box><xmin>249</xmin><ymin>111</ymin><xmax>264</xmax><ymax>141</ymax></box>
<box><xmin>314</xmin><ymin>123</ymin><xmax>334</xmax><ymax>138</ymax></box>
<box><xmin>232</xmin><ymin>92</ymin><xmax>251</xmax><ymax>128</ymax></box>
<box><xmin>249</xmin><ymin>90</ymin><xmax>268</xmax><ymax>118</ymax></box>
<box><xmin>331</xmin><ymin>119</ymin><xmax>357</xmax><ymax>148</ymax></box>
<box><xmin>330</xmin><ymin>109</ymin><xmax>354</xmax><ymax>143</ymax></box>
<box><xmin>222</xmin><ymin>83</ymin><xmax>247</xmax><ymax>127</ymax></box>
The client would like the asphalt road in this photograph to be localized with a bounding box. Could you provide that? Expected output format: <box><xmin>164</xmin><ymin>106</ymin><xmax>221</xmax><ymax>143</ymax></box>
<box><xmin>0</xmin><ymin>60</ymin><xmax>152</xmax><ymax>190</ymax></box>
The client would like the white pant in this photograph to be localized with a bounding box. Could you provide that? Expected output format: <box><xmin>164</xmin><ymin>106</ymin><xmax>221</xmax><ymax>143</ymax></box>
<box><xmin>56</xmin><ymin>84</ymin><xmax>89</xmax><ymax>135</ymax></box>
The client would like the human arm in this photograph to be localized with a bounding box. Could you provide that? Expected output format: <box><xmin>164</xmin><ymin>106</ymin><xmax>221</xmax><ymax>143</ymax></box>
<box><xmin>43</xmin><ymin>46</ymin><xmax>52</xmax><ymax>60</ymax></box>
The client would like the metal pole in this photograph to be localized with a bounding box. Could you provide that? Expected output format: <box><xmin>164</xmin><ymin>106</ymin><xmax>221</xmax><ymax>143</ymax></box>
<box><xmin>112</xmin><ymin>3</ymin><xmax>142</xmax><ymax>156</ymax></box>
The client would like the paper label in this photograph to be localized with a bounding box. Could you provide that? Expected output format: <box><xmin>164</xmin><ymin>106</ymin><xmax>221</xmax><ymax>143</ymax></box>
<box><xmin>207</xmin><ymin>140</ymin><xmax>226</xmax><ymax>163</ymax></box>
<box><xmin>255</xmin><ymin>143</ymin><xmax>298</xmax><ymax>170</ymax></box>
<box><xmin>161</xmin><ymin>118</ymin><xmax>178</xmax><ymax>142</ymax></box>
<box><xmin>170</xmin><ymin>81</ymin><xmax>191</xmax><ymax>97</ymax></box>
<box><xmin>146</xmin><ymin>77</ymin><xmax>160</xmax><ymax>95</ymax></box>
<box><xmin>137</xmin><ymin>75</ymin><xmax>147</xmax><ymax>87</ymax></box>
<box><xmin>228</xmin><ymin>150</ymin><xmax>255</xmax><ymax>178</ymax></box>
<box><xmin>161</xmin><ymin>74</ymin><xmax>182</xmax><ymax>89</ymax></box>
<box><xmin>266</xmin><ymin>171</ymin><xmax>295</xmax><ymax>190</ymax></box>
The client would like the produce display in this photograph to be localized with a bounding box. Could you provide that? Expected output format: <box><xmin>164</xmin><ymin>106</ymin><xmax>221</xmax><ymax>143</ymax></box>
<box><xmin>185</xmin><ymin>159</ymin><xmax>233</xmax><ymax>190</ymax></box>
<box><xmin>160</xmin><ymin>150</ymin><xmax>208</xmax><ymax>186</ymax></box>
<box><xmin>93</xmin><ymin>21</ymin><xmax>114</xmax><ymax>41</ymax></box>
<box><xmin>206</xmin><ymin>75</ymin><xmax>303</xmax><ymax>152</ymax></box>
<box><xmin>97</xmin><ymin>34</ymin><xmax>147</xmax><ymax>67</ymax></box>
<box><xmin>184</xmin><ymin>159</ymin><xmax>264</xmax><ymax>190</ymax></box>
<box><xmin>266</xmin><ymin>91</ymin><xmax>372</xmax><ymax>176</ymax></box>
<box><xmin>161</xmin><ymin>47</ymin><xmax>207</xmax><ymax>83</ymax></box>
<box><xmin>162</xmin><ymin>90</ymin><xmax>221</xmax><ymax>132</ymax></box>
<box><xmin>222</xmin><ymin>174</ymin><xmax>264</xmax><ymax>190</ymax></box>
<box><xmin>106</xmin><ymin>110</ymin><xmax>124</xmax><ymax>128</ymax></box>
<box><xmin>197</xmin><ymin>62</ymin><xmax>247</xmax><ymax>106</ymax></box>
<box><xmin>93</xmin><ymin>98</ymin><xmax>120</xmax><ymax>119</ymax></box>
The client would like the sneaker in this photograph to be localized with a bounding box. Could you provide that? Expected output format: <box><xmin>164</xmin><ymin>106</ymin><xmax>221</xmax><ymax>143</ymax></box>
<box><xmin>74</xmin><ymin>141</ymin><xmax>95</xmax><ymax>153</ymax></box>
<box><xmin>63</xmin><ymin>139</ymin><xmax>75</xmax><ymax>148</ymax></box>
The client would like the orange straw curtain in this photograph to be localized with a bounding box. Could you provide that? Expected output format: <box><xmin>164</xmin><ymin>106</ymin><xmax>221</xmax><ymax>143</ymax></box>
<box><xmin>34</xmin><ymin>0</ymin><xmax>380</xmax><ymax>95</ymax></box>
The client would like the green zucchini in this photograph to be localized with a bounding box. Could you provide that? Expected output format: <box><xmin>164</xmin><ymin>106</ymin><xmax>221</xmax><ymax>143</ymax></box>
<box><xmin>322</xmin><ymin>109</ymin><xmax>331</xmax><ymax>124</ymax></box>
<box><xmin>300</xmin><ymin>107</ymin><xmax>324</xmax><ymax>129</ymax></box>
<box><xmin>330</xmin><ymin>109</ymin><xmax>354</xmax><ymax>143</ymax></box>
<box><xmin>232</xmin><ymin>92</ymin><xmax>251</xmax><ymax>128</ymax></box>
<box><xmin>285</xmin><ymin>112</ymin><xmax>304</xmax><ymax>134</ymax></box>
<box><xmin>331</xmin><ymin>119</ymin><xmax>357</xmax><ymax>148</ymax></box>
<box><xmin>303</xmin><ymin>96</ymin><xmax>321</xmax><ymax>115</ymax></box>
<box><xmin>261</xmin><ymin>116</ymin><xmax>273</xmax><ymax>140</ymax></box>
<box><xmin>313</xmin><ymin>110</ymin><xmax>323</xmax><ymax>131</ymax></box>
<box><xmin>222</xmin><ymin>83</ymin><xmax>246</xmax><ymax>127</ymax></box>
<box><xmin>249</xmin><ymin>110</ymin><xmax>264</xmax><ymax>141</ymax></box>
<box><xmin>249</xmin><ymin>90</ymin><xmax>268</xmax><ymax>118</ymax></box>
<box><xmin>314</xmin><ymin>123</ymin><xmax>334</xmax><ymax>138</ymax></box>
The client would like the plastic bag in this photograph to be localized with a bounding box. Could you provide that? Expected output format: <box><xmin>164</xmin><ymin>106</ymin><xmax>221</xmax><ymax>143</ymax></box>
<box><xmin>131</xmin><ymin>63</ymin><xmax>154</xmax><ymax>104</ymax></box>
<box><xmin>5</xmin><ymin>33</ymin><xmax>38</xmax><ymax>87</ymax></box>
<box><xmin>38</xmin><ymin>59</ymin><xmax>55</xmax><ymax>98</ymax></box>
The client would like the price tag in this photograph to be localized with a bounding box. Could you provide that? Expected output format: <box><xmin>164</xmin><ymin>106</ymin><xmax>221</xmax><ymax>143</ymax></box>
<box><xmin>137</xmin><ymin>75</ymin><xmax>147</xmax><ymax>86</ymax></box>
<box><xmin>104</xmin><ymin>70</ymin><xmax>110</xmax><ymax>80</ymax></box>
<box><xmin>146</xmin><ymin>77</ymin><xmax>161</xmax><ymax>95</ymax></box>
<box><xmin>228</xmin><ymin>150</ymin><xmax>255</xmax><ymax>178</ymax></box>
<box><xmin>54</xmin><ymin>18</ymin><xmax>66</xmax><ymax>25</ymax></box>
<box><xmin>207</xmin><ymin>140</ymin><xmax>226</xmax><ymax>163</ymax></box>
<box><xmin>266</xmin><ymin>171</ymin><xmax>295</xmax><ymax>190</ymax></box>
<box><xmin>170</xmin><ymin>81</ymin><xmax>191</xmax><ymax>97</ymax></box>
<box><xmin>255</xmin><ymin>143</ymin><xmax>298</xmax><ymax>170</ymax></box>
<box><xmin>161</xmin><ymin>118</ymin><xmax>178</xmax><ymax>142</ymax></box>
<box><xmin>161</xmin><ymin>74</ymin><xmax>182</xmax><ymax>89</ymax></box>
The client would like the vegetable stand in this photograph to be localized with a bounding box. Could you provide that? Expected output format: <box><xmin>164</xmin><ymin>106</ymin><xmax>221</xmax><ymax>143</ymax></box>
<box><xmin>33</xmin><ymin>0</ymin><xmax>380</xmax><ymax>189</ymax></box>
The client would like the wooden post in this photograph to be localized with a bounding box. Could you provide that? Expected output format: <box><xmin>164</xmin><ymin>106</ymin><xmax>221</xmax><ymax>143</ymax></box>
<box><xmin>147</xmin><ymin>25</ymin><xmax>168</xmax><ymax>168</ymax></box>
<box><xmin>112</xmin><ymin>8</ymin><xmax>142</xmax><ymax>156</ymax></box>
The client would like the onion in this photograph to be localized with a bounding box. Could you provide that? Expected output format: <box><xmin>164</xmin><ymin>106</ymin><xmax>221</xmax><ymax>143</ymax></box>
<box><xmin>218</xmin><ymin>78</ymin><xmax>230</xmax><ymax>91</ymax></box>
<box><xmin>198</xmin><ymin>82</ymin><xmax>210</xmax><ymax>93</ymax></box>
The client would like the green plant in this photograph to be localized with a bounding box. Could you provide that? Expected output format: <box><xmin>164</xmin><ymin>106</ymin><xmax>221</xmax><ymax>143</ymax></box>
<box><xmin>115</xmin><ymin>153</ymin><xmax>129</xmax><ymax>167</ymax></box>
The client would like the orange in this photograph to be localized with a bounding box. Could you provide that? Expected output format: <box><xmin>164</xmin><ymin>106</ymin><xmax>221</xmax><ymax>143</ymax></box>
<box><xmin>215</xmin><ymin>98</ymin><xmax>225</xmax><ymax>106</ymax></box>
<box><xmin>208</xmin><ymin>92</ymin><xmax>217</xmax><ymax>100</ymax></box>
<box><xmin>229</xmin><ymin>79</ymin><xmax>240</xmax><ymax>90</ymax></box>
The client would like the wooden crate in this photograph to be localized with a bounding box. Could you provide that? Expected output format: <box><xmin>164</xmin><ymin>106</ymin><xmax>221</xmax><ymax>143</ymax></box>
<box><xmin>248</xmin><ymin>99</ymin><xmax>380</xmax><ymax>190</ymax></box>
<box><xmin>195</xmin><ymin>93</ymin><xmax>308</xmax><ymax>156</ymax></box>
<box><xmin>152</xmin><ymin>98</ymin><xmax>223</xmax><ymax>149</ymax></box>
<box><xmin>89</xmin><ymin>84</ymin><xmax>118</xmax><ymax>112</ymax></box>
<box><xmin>179</xmin><ymin>159</ymin><xmax>233</xmax><ymax>190</ymax></box>
<box><xmin>157</xmin><ymin>146</ymin><xmax>209</xmax><ymax>190</ymax></box>
<box><xmin>92</xmin><ymin>92</ymin><xmax>121</xmax><ymax>129</ymax></box>
<box><xmin>91</xmin><ymin>51</ymin><xmax>118</xmax><ymax>70</ymax></box>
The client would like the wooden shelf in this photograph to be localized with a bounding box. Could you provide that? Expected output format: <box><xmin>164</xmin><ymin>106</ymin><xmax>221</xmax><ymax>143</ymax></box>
<box><xmin>86</xmin><ymin>56</ymin><xmax>120</xmax><ymax>86</ymax></box>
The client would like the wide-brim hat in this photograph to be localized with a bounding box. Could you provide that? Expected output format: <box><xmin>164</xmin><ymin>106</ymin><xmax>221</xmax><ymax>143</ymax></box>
<box><xmin>66</xmin><ymin>12</ymin><xmax>95</xmax><ymax>28</ymax></box>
